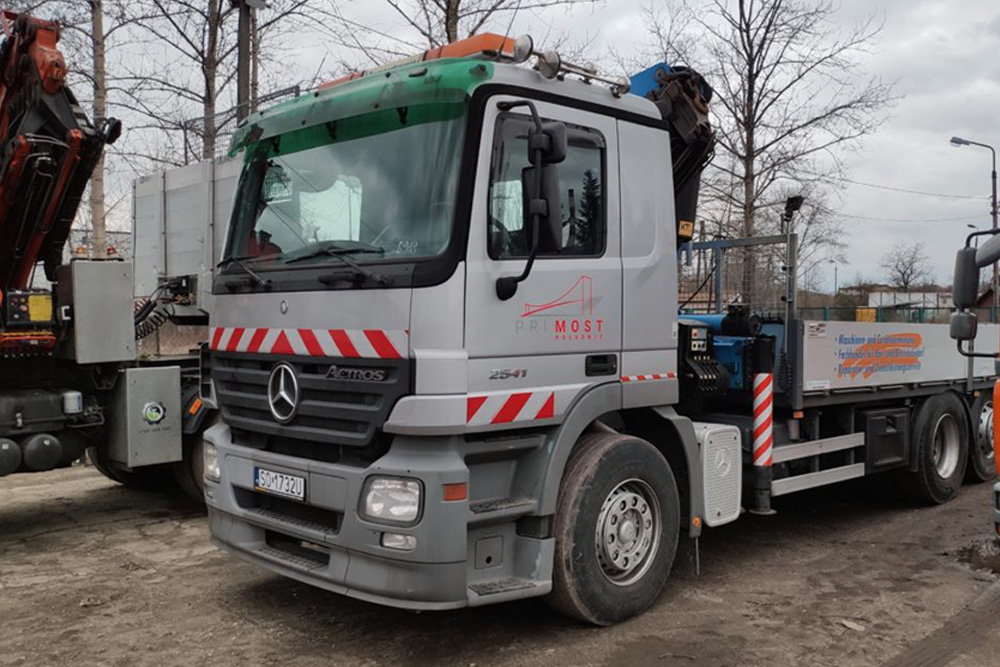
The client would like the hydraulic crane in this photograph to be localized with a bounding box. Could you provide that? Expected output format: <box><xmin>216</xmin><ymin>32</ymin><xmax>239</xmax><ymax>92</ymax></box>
<box><xmin>0</xmin><ymin>11</ymin><xmax>209</xmax><ymax>501</ymax></box>
<box><xmin>0</xmin><ymin>10</ymin><xmax>119</xmax><ymax>294</ymax></box>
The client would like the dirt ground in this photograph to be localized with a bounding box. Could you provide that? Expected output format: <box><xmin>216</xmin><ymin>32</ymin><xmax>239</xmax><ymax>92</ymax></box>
<box><xmin>3</xmin><ymin>467</ymin><xmax>1000</xmax><ymax>667</ymax></box>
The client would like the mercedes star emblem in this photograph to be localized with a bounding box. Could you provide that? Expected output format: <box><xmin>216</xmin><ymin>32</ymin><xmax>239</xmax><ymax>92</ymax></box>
<box><xmin>267</xmin><ymin>362</ymin><xmax>300</xmax><ymax>423</ymax></box>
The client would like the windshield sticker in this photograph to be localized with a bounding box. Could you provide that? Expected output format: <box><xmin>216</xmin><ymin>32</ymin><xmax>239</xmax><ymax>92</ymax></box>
<box><xmin>836</xmin><ymin>332</ymin><xmax>923</xmax><ymax>380</ymax></box>
<box><xmin>515</xmin><ymin>275</ymin><xmax>604</xmax><ymax>342</ymax></box>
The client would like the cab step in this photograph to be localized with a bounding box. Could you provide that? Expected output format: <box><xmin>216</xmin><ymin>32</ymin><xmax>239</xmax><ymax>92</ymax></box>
<box><xmin>467</xmin><ymin>577</ymin><xmax>549</xmax><ymax>606</ymax></box>
<box><xmin>468</xmin><ymin>497</ymin><xmax>536</xmax><ymax>525</ymax></box>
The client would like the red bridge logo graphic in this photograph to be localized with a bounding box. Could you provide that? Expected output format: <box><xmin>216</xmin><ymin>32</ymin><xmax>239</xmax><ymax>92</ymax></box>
<box><xmin>522</xmin><ymin>276</ymin><xmax>593</xmax><ymax>317</ymax></box>
<box><xmin>515</xmin><ymin>276</ymin><xmax>603</xmax><ymax>342</ymax></box>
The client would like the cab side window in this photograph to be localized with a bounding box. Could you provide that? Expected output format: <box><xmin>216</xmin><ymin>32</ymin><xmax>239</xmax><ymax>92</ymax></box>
<box><xmin>488</xmin><ymin>113</ymin><xmax>606</xmax><ymax>259</ymax></box>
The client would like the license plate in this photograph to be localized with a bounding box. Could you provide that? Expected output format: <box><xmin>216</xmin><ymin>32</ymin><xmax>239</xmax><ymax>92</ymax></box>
<box><xmin>253</xmin><ymin>467</ymin><xmax>305</xmax><ymax>501</ymax></box>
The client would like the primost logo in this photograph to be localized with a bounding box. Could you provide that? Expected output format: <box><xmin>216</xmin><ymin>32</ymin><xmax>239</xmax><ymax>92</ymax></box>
<box><xmin>516</xmin><ymin>275</ymin><xmax>605</xmax><ymax>342</ymax></box>
<box><xmin>326</xmin><ymin>365</ymin><xmax>387</xmax><ymax>382</ymax></box>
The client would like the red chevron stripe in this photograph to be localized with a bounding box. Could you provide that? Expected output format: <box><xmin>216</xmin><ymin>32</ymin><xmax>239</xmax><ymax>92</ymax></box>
<box><xmin>329</xmin><ymin>329</ymin><xmax>359</xmax><ymax>357</ymax></box>
<box><xmin>467</xmin><ymin>396</ymin><xmax>487</xmax><ymax>422</ymax></box>
<box><xmin>491</xmin><ymin>392</ymin><xmax>532</xmax><ymax>424</ymax></box>
<box><xmin>225</xmin><ymin>327</ymin><xmax>245</xmax><ymax>352</ymax></box>
<box><xmin>535</xmin><ymin>392</ymin><xmax>555</xmax><ymax>419</ymax></box>
<box><xmin>299</xmin><ymin>329</ymin><xmax>324</xmax><ymax>356</ymax></box>
<box><xmin>247</xmin><ymin>328</ymin><xmax>268</xmax><ymax>353</ymax></box>
<box><xmin>271</xmin><ymin>331</ymin><xmax>294</xmax><ymax>355</ymax></box>
<box><xmin>211</xmin><ymin>327</ymin><xmax>224</xmax><ymax>350</ymax></box>
<box><xmin>365</xmin><ymin>329</ymin><xmax>401</xmax><ymax>359</ymax></box>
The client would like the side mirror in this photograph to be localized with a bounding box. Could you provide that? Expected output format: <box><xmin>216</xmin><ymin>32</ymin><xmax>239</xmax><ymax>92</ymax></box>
<box><xmin>494</xmin><ymin>101</ymin><xmax>567</xmax><ymax>300</ymax></box>
<box><xmin>953</xmin><ymin>246</ymin><xmax>979</xmax><ymax>309</ymax></box>
<box><xmin>528</xmin><ymin>122</ymin><xmax>567</xmax><ymax>165</ymax></box>
<box><xmin>950</xmin><ymin>311</ymin><xmax>978</xmax><ymax>341</ymax></box>
<box><xmin>521</xmin><ymin>164</ymin><xmax>561</xmax><ymax>254</ymax></box>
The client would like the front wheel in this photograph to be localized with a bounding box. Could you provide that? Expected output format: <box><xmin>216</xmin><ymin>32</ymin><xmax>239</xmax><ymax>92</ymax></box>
<box><xmin>546</xmin><ymin>432</ymin><xmax>680</xmax><ymax>625</ymax></box>
<box><xmin>173</xmin><ymin>412</ymin><xmax>218</xmax><ymax>504</ymax></box>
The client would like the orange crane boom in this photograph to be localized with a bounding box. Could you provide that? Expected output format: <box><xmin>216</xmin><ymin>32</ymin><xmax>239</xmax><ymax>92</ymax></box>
<box><xmin>0</xmin><ymin>10</ymin><xmax>119</xmax><ymax>291</ymax></box>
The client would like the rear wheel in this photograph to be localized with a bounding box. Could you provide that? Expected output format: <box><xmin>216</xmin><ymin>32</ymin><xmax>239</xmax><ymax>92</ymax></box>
<box><xmin>898</xmin><ymin>392</ymin><xmax>969</xmax><ymax>505</ymax></box>
<box><xmin>965</xmin><ymin>392</ymin><xmax>996</xmax><ymax>483</ymax></box>
<box><xmin>86</xmin><ymin>445</ymin><xmax>176</xmax><ymax>491</ymax></box>
<box><xmin>546</xmin><ymin>432</ymin><xmax>680</xmax><ymax>625</ymax></box>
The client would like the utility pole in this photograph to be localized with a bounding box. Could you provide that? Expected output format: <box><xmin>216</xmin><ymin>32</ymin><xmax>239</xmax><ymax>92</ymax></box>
<box><xmin>950</xmin><ymin>136</ymin><xmax>998</xmax><ymax>311</ymax></box>
<box><xmin>233</xmin><ymin>0</ymin><xmax>265</xmax><ymax>122</ymax></box>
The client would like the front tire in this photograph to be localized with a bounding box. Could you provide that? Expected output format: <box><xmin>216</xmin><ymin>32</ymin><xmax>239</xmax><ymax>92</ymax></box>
<box><xmin>898</xmin><ymin>392</ymin><xmax>969</xmax><ymax>505</ymax></box>
<box><xmin>546</xmin><ymin>432</ymin><xmax>680</xmax><ymax>625</ymax></box>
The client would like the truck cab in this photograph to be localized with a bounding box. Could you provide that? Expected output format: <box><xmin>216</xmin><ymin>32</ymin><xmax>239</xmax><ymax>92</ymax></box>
<box><xmin>204</xmin><ymin>35</ymin><xmax>708</xmax><ymax>624</ymax></box>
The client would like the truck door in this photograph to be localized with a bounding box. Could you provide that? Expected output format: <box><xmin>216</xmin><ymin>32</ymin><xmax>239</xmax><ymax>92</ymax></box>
<box><xmin>464</xmin><ymin>97</ymin><xmax>621</xmax><ymax>427</ymax></box>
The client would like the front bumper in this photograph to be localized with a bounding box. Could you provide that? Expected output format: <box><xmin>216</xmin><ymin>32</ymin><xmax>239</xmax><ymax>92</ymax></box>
<box><xmin>204</xmin><ymin>422</ymin><xmax>551</xmax><ymax>610</ymax></box>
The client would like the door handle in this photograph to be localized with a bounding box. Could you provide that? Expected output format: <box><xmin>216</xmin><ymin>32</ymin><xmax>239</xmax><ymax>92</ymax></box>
<box><xmin>586</xmin><ymin>354</ymin><xmax>618</xmax><ymax>377</ymax></box>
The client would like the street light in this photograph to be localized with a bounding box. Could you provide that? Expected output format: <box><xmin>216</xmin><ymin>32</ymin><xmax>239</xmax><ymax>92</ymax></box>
<box><xmin>950</xmin><ymin>135</ymin><xmax>997</xmax><ymax>309</ymax></box>
<box><xmin>783</xmin><ymin>195</ymin><xmax>805</xmax><ymax>347</ymax></box>
<box><xmin>967</xmin><ymin>223</ymin><xmax>981</xmax><ymax>248</ymax></box>
<box><xmin>829</xmin><ymin>259</ymin><xmax>838</xmax><ymax>296</ymax></box>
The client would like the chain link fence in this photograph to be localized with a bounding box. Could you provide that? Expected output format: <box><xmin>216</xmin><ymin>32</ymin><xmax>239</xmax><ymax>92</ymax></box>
<box><xmin>798</xmin><ymin>307</ymin><xmax>998</xmax><ymax>324</ymax></box>
<box><xmin>180</xmin><ymin>86</ymin><xmax>302</xmax><ymax>164</ymax></box>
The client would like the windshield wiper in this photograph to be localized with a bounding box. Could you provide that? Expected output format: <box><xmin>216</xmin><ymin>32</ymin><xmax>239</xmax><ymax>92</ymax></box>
<box><xmin>284</xmin><ymin>243</ymin><xmax>385</xmax><ymax>263</ymax></box>
<box><xmin>285</xmin><ymin>246</ymin><xmax>391</xmax><ymax>286</ymax></box>
<box><xmin>217</xmin><ymin>255</ymin><xmax>271</xmax><ymax>288</ymax></box>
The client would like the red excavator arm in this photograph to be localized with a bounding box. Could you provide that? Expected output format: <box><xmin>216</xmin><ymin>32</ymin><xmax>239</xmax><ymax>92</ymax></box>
<box><xmin>0</xmin><ymin>10</ymin><xmax>119</xmax><ymax>290</ymax></box>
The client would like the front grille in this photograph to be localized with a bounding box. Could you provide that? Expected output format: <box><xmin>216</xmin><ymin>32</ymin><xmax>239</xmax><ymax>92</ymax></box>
<box><xmin>213</xmin><ymin>351</ymin><xmax>411</xmax><ymax>464</ymax></box>
<box><xmin>235</xmin><ymin>487</ymin><xmax>342</xmax><ymax>534</ymax></box>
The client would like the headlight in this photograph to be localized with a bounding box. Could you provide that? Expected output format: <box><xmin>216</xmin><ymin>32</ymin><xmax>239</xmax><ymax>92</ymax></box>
<box><xmin>361</xmin><ymin>477</ymin><xmax>422</xmax><ymax>526</ymax></box>
<box><xmin>204</xmin><ymin>442</ymin><xmax>220</xmax><ymax>482</ymax></box>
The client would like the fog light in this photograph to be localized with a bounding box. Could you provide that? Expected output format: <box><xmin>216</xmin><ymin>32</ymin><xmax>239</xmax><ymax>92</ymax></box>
<box><xmin>381</xmin><ymin>532</ymin><xmax>417</xmax><ymax>551</ymax></box>
<box><xmin>204</xmin><ymin>442</ymin><xmax>220</xmax><ymax>482</ymax></box>
<box><xmin>361</xmin><ymin>477</ymin><xmax>422</xmax><ymax>525</ymax></box>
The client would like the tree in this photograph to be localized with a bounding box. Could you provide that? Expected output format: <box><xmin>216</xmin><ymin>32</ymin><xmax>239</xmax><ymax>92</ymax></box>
<box><xmin>324</xmin><ymin>0</ymin><xmax>602</xmax><ymax>68</ymax></box>
<box><xmin>25</xmin><ymin>0</ymin><xmax>151</xmax><ymax>256</ymax></box>
<box><xmin>576</xmin><ymin>169</ymin><xmax>601</xmax><ymax>248</ymax></box>
<box><xmin>116</xmin><ymin>0</ymin><xmax>326</xmax><ymax>164</ymax></box>
<box><xmin>881</xmin><ymin>241</ymin><xmax>932</xmax><ymax>293</ymax></box>
<box><xmin>641</xmin><ymin>0</ymin><xmax>894</xmax><ymax>304</ymax></box>
<box><xmin>90</xmin><ymin>0</ymin><xmax>108</xmax><ymax>257</ymax></box>
<box><xmin>384</xmin><ymin>0</ymin><xmax>601</xmax><ymax>47</ymax></box>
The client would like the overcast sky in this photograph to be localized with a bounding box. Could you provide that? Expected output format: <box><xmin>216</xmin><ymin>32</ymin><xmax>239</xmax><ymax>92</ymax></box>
<box><xmin>277</xmin><ymin>0</ymin><xmax>1000</xmax><ymax>289</ymax></box>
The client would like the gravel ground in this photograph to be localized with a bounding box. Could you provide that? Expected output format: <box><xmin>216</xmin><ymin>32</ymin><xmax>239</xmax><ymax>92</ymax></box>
<box><xmin>2</xmin><ymin>466</ymin><xmax>999</xmax><ymax>667</ymax></box>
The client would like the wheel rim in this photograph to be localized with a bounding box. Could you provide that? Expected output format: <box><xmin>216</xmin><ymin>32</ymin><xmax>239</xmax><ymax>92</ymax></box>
<box><xmin>978</xmin><ymin>400</ymin><xmax>995</xmax><ymax>462</ymax></box>
<box><xmin>595</xmin><ymin>478</ymin><xmax>661</xmax><ymax>587</ymax></box>
<box><xmin>932</xmin><ymin>413</ymin><xmax>961</xmax><ymax>479</ymax></box>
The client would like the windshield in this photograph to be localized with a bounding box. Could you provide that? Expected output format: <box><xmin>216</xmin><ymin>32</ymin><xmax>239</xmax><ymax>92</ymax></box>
<box><xmin>223</xmin><ymin>103</ymin><xmax>466</xmax><ymax>270</ymax></box>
